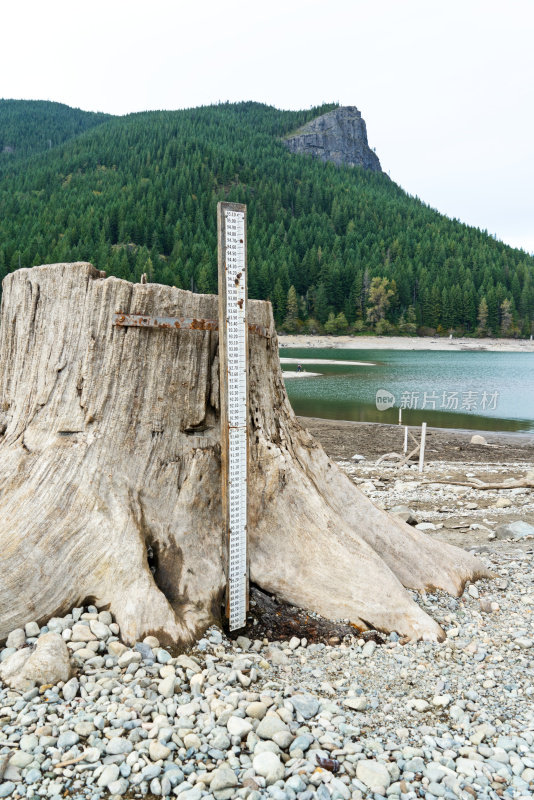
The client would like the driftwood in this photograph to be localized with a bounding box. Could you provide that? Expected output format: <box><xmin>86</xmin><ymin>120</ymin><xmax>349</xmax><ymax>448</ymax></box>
<box><xmin>374</xmin><ymin>452</ymin><xmax>402</xmax><ymax>466</ymax></box>
<box><xmin>0</xmin><ymin>752</ymin><xmax>13</xmax><ymax>780</ymax></box>
<box><xmin>0</xmin><ymin>264</ymin><xmax>491</xmax><ymax>647</ymax></box>
<box><xmin>53</xmin><ymin>753</ymin><xmax>89</xmax><ymax>769</ymax></box>
<box><xmin>427</xmin><ymin>477</ymin><xmax>534</xmax><ymax>490</ymax></box>
<box><xmin>375</xmin><ymin>430</ymin><xmax>422</xmax><ymax>467</ymax></box>
<box><xmin>397</xmin><ymin>444</ymin><xmax>421</xmax><ymax>467</ymax></box>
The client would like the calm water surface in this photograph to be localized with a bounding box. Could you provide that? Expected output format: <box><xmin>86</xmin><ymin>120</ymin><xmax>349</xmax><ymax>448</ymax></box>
<box><xmin>281</xmin><ymin>348</ymin><xmax>534</xmax><ymax>433</ymax></box>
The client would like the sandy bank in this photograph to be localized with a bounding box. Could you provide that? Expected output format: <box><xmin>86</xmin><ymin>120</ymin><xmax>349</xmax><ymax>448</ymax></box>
<box><xmin>282</xmin><ymin>370</ymin><xmax>321</xmax><ymax>378</ymax></box>
<box><xmin>279</xmin><ymin>334</ymin><xmax>534</xmax><ymax>352</ymax></box>
<box><xmin>280</xmin><ymin>357</ymin><xmax>374</xmax><ymax>366</ymax></box>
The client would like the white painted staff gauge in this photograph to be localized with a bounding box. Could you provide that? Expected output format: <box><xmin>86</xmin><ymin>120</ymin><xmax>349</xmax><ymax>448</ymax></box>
<box><xmin>217</xmin><ymin>202</ymin><xmax>249</xmax><ymax>631</ymax></box>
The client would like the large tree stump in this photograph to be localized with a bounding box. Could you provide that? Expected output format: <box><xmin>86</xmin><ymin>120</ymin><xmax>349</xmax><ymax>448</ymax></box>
<box><xmin>0</xmin><ymin>264</ymin><xmax>490</xmax><ymax>647</ymax></box>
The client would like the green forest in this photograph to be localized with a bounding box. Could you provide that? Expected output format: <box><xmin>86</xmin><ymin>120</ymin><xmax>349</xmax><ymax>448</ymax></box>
<box><xmin>1</xmin><ymin>99</ymin><xmax>533</xmax><ymax>337</ymax></box>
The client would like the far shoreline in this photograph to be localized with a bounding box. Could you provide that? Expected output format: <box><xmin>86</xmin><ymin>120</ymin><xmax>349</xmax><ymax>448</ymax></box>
<box><xmin>300</xmin><ymin>415</ymin><xmax>534</xmax><ymax>444</ymax></box>
<box><xmin>278</xmin><ymin>334</ymin><xmax>534</xmax><ymax>353</ymax></box>
<box><xmin>300</xmin><ymin>416</ymin><xmax>534</xmax><ymax>463</ymax></box>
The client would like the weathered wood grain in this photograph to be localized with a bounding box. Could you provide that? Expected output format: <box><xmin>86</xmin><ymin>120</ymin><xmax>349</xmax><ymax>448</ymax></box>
<box><xmin>0</xmin><ymin>263</ymin><xmax>491</xmax><ymax>647</ymax></box>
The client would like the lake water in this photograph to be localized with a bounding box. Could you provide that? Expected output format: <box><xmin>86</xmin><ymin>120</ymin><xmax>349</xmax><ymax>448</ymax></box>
<box><xmin>281</xmin><ymin>348</ymin><xmax>534</xmax><ymax>434</ymax></box>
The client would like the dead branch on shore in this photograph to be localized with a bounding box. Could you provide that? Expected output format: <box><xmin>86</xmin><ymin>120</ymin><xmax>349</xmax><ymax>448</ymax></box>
<box><xmin>0</xmin><ymin>751</ymin><xmax>13</xmax><ymax>781</ymax></box>
<box><xmin>374</xmin><ymin>444</ymin><xmax>421</xmax><ymax>468</ymax></box>
<box><xmin>375</xmin><ymin>452</ymin><xmax>402</xmax><ymax>466</ymax></box>
<box><xmin>397</xmin><ymin>444</ymin><xmax>421</xmax><ymax>468</ymax></box>
<box><xmin>424</xmin><ymin>477</ymin><xmax>534</xmax><ymax>491</ymax></box>
<box><xmin>53</xmin><ymin>753</ymin><xmax>89</xmax><ymax>769</ymax></box>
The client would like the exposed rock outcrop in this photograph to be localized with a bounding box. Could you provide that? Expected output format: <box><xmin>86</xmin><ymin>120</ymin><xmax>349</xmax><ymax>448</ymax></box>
<box><xmin>284</xmin><ymin>106</ymin><xmax>381</xmax><ymax>172</ymax></box>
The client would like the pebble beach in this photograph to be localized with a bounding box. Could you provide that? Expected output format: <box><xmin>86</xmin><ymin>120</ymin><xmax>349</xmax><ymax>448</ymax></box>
<box><xmin>1</xmin><ymin>432</ymin><xmax>533</xmax><ymax>800</ymax></box>
<box><xmin>1</xmin><ymin>543</ymin><xmax>533</xmax><ymax>800</ymax></box>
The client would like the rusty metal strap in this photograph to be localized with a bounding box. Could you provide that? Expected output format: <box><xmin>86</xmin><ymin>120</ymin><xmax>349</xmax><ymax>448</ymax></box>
<box><xmin>113</xmin><ymin>313</ymin><xmax>272</xmax><ymax>339</ymax></box>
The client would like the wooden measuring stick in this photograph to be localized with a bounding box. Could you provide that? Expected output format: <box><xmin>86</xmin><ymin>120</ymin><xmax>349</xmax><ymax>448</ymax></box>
<box><xmin>217</xmin><ymin>201</ymin><xmax>249</xmax><ymax>632</ymax></box>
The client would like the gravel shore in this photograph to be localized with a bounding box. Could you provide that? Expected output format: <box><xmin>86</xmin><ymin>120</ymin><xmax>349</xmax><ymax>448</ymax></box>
<box><xmin>1</xmin><ymin>547</ymin><xmax>533</xmax><ymax>800</ymax></box>
<box><xmin>1</xmin><ymin>430</ymin><xmax>533</xmax><ymax>800</ymax></box>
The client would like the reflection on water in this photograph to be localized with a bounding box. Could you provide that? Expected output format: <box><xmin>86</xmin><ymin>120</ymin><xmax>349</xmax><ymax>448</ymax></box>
<box><xmin>281</xmin><ymin>348</ymin><xmax>534</xmax><ymax>434</ymax></box>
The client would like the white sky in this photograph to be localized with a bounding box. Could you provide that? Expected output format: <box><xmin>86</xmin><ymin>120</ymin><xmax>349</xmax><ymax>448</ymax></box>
<box><xmin>2</xmin><ymin>0</ymin><xmax>533</xmax><ymax>254</ymax></box>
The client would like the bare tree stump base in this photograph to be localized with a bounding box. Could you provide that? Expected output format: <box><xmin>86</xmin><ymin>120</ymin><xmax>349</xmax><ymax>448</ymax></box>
<box><xmin>236</xmin><ymin>585</ymin><xmax>386</xmax><ymax>646</ymax></box>
<box><xmin>0</xmin><ymin>264</ymin><xmax>491</xmax><ymax>648</ymax></box>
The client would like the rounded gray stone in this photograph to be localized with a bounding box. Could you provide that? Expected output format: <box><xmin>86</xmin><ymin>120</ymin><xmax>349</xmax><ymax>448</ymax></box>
<box><xmin>97</xmin><ymin>764</ymin><xmax>120</xmax><ymax>788</ymax></box>
<box><xmin>107</xmin><ymin>777</ymin><xmax>129</xmax><ymax>795</ymax></box>
<box><xmin>142</xmin><ymin>764</ymin><xmax>162</xmax><ymax>780</ymax></box>
<box><xmin>6</xmin><ymin>628</ymin><xmax>25</xmax><ymax>649</ymax></box>
<box><xmin>210</xmin><ymin>766</ymin><xmax>238</xmax><ymax>792</ymax></box>
<box><xmin>62</xmin><ymin>676</ymin><xmax>79</xmax><ymax>702</ymax></box>
<box><xmin>290</xmin><ymin>694</ymin><xmax>319</xmax><ymax>719</ymax></box>
<box><xmin>106</xmin><ymin>737</ymin><xmax>133</xmax><ymax>755</ymax></box>
<box><xmin>57</xmin><ymin>731</ymin><xmax>79</xmax><ymax>749</ymax></box>
<box><xmin>356</xmin><ymin>760</ymin><xmax>391</xmax><ymax>792</ymax></box>
<box><xmin>253</xmin><ymin>751</ymin><xmax>285</xmax><ymax>785</ymax></box>
<box><xmin>25</xmin><ymin>768</ymin><xmax>42</xmax><ymax>784</ymax></box>
<box><xmin>256</xmin><ymin>714</ymin><xmax>288</xmax><ymax>740</ymax></box>
<box><xmin>25</xmin><ymin>621</ymin><xmax>40</xmax><ymax>637</ymax></box>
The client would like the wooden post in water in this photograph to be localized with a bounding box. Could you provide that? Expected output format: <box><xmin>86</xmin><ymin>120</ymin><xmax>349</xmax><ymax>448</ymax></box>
<box><xmin>217</xmin><ymin>202</ymin><xmax>249</xmax><ymax>631</ymax></box>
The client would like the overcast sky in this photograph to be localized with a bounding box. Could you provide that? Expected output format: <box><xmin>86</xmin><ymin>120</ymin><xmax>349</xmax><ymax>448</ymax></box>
<box><xmin>3</xmin><ymin>0</ymin><xmax>533</xmax><ymax>254</ymax></box>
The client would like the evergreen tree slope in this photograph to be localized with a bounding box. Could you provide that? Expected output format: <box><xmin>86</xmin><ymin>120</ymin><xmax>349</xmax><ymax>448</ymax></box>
<box><xmin>0</xmin><ymin>100</ymin><xmax>532</xmax><ymax>335</ymax></box>
<box><xmin>0</xmin><ymin>100</ymin><xmax>110</xmax><ymax>159</ymax></box>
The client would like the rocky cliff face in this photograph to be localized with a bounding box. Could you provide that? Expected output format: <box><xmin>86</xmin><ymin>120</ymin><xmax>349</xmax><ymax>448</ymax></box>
<box><xmin>284</xmin><ymin>106</ymin><xmax>381</xmax><ymax>172</ymax></box>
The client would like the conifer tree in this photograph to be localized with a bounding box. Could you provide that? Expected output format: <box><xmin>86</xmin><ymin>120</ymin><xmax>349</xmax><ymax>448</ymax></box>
<box><xmin>477</xmin><ymin>297</ymin><xmax>489</xmax><ymax>333</ymax></box>
<box><xmin>284</xmin><ymin>285</ymin><xmax>299</xmax><ymax>331</ymax></box>
<box><xmin>500</xmin><ymin>298</ymin><xmax>512</xmax><ymax>335</ymax></box>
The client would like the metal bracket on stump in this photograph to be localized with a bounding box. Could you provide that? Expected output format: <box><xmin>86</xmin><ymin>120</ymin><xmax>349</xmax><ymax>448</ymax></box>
<box><xmin>113</xmin><ymin>313</ymin><xmax>270</xmax><ymax>339</ymax></box>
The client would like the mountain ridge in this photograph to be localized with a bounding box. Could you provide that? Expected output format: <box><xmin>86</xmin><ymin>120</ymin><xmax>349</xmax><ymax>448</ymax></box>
<box><xmin>0</xmin><ymin>99</ymin><xmax>532</xmax><ymax>336</ymax></box>
<box><xmin>0</xmin><ymin>99</ymin><xmax>111</xmax><ymax>159</ymax></box>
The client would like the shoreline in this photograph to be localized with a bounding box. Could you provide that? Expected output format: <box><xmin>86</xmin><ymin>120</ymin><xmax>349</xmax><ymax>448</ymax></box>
<box><xmin>279</xmin><ymin>333</ymin><xmax>534</xmax><ymax>352</ymax></box>
<box><xmin>300</xmin><ymin>415</ymin><xmax>534</xmax><ymax>446</ymax></box>
<box><xmin>300</xmin><ymin>416</ymin><xmax>534</xmax><ymax>464</ymax></box>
